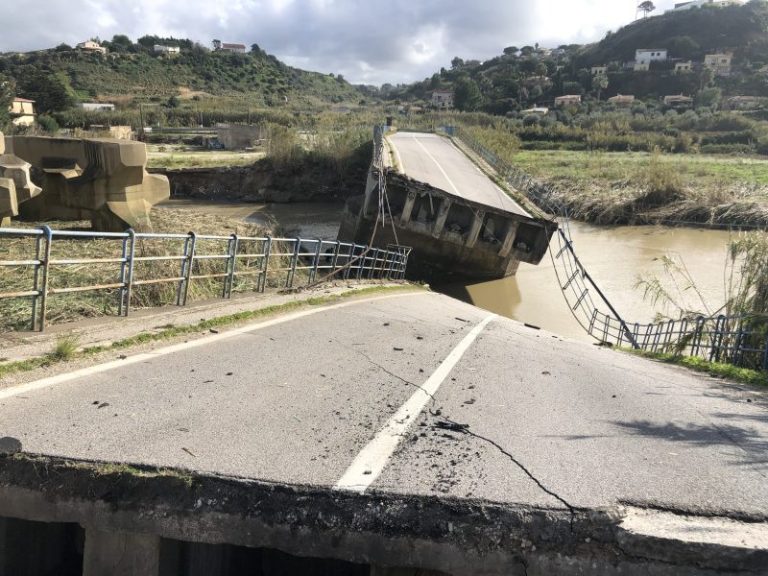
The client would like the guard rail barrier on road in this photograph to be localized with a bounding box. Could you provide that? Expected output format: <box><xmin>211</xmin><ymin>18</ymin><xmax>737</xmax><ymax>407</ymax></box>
<box><xmin>0</xmin><ymin>226</ymin><xmax>411</xmax><ymax>332</ymax></box>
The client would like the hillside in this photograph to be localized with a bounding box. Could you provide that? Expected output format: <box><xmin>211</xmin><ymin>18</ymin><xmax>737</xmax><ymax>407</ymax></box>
<box><xmin>389</xmin><ymin>0</ymin><xmax>768</xmax><ymax>114</ymax></box>
<box><xmin>0</xmin><ymin>36</ymin><xmax>362</xmax><ymax>115</ymax></box>
<box><xmin>576</xmin><ymin>0</ymin><xmax>768</xmax><ymax>67</ymax></box>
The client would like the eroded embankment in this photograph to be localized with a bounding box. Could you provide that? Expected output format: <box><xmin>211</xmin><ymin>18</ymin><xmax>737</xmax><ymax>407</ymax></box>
<box><xmin>0</xmin><ymin>454</ymin><xmax>765</xmax><ymax>575</ymax></box>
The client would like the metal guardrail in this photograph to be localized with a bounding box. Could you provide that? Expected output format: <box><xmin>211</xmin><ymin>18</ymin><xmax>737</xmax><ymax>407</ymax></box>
<box><xmin>450</xmin><ymin>126</ymin><xmax>768</xmax><ymax>370</ymax></box>
<box><xmin>0</xmin><ymin>226</ymin><xmax>411</xmax><ymax>332</ymax></box>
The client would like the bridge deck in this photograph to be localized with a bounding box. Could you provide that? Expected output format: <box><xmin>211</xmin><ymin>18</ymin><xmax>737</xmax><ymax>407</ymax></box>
<box><xmin>387</xmin><ymin>131</ymin><xmax>529</xmax><ymax>217</ymax></box>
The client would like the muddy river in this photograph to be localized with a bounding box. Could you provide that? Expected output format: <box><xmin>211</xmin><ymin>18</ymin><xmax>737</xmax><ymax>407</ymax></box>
<box><xmin>158</xmin><ymin>200</ymin><xmax>737</xmax><ymax>342</ymax></box>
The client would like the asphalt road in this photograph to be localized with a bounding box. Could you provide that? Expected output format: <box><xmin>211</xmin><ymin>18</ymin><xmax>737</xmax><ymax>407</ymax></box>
<box><xmin>387</xmin><ymin>132</ymin><xmax>529</xmax><ymax>216</ymax></box>
<box><xmin>1</xmin><ymin>291</ymin><xmax>766</xmax><ymax>521</ymax></box>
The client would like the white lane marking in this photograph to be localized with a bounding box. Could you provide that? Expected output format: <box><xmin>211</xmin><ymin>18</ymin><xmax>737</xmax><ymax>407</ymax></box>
<box><xmin>335</xmin><ymin>313</ymin><xmax>497</xmax><ymax>494</ymax></box>
<box><xmin>0</xmin><ymin>292</ymin><xmax>430</xmax><ymax>401</ymax></box>
<box><xmin>411</xmin><ymin>134</ymin><xmax>462</xmax><ymax>196</ymax></box>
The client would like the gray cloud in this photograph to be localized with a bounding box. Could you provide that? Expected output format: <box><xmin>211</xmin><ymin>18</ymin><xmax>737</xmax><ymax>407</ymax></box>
<box><xmin>1</xmin><ymin>0</ymin><xmax>677</xmax><ymax>84</ymax></box>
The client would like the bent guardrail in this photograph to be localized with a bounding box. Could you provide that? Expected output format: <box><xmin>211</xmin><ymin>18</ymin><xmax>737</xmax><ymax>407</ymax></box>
<box><xmin>0</xmin><ymin>226</ymin><xmax>410</xmax><ymax>332</ymax></box>
<box><xmin>449</xmin><ymin>126</ymin><xmax>768</xmax><ymax>370</ymax></box>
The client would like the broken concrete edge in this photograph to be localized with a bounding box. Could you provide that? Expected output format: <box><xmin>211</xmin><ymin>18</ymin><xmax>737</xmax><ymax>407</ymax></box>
<box><xmin>0</xmin><ymin>452</ymin><xmax>765</xmax><ymax>575</ymax></box>
<box><xmin>0</xmin><ymin>282</ymin><xmax>426</xmax><ymax>378</ymax></box>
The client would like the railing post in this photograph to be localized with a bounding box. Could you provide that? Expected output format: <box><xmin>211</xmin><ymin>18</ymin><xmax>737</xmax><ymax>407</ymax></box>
<box><xmin>356</xmin><ymin>246</ymin><xmax>365</xmax><ymax>280</ymax></box>
<box><xmin>224</xmin><ymin>234</ymin><xmax>238</xmax><ymax>299</ymax></box>
<box><xmin>331</xmin><ymin>241</ymin><xmax>341</xmax><ymax>276</ymax></box>
<box><xmin>286</xmin><ymin>238</ymin><xmax>300</xmax><ymax>289</ymax></box>
<box><xmin>117</xmin><ymin>233</ymin><xmax>129</xmax><ymax>317</ymax></box>
<box><xmin>38</xmin><ymin>226</ymin><xmax>53</xmax><ymax>332</ymax></box>
<box><xmin>310</xmin><ymin>239</ymin><xmax>322</xmax><ymax>284</ymax></box>
<box><xmin>124</xmin><ymin>229</ymin><xmax>136</xmax><ymax>316</ymax></box>
<box><xmin>260</xmin><ymin>237</ymin><xmax>272</xmax><ymax>293</ymax></box>
<box><xmin>30</xmin><ymin>234</ymin><xmax>43</xmax><ymax>331</ymax></box>
<box><xmin>178</xmin><ymin>232</ymin><xmax>197</xmax><ymax>306</ymax></box>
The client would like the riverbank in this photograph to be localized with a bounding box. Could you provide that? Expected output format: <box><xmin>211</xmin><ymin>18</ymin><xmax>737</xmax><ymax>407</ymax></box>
<box><xmin>513</xmin><ymin>149</ymin><xmax>768</xmax><ymax>228</ymax></box>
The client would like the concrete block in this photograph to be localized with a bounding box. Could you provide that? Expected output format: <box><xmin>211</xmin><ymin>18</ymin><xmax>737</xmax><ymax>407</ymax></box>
<box><xmin>0</xmin><ymin>178</ymin><xmax>18</xmax><ymax>218</ymax></box>
<box><xmin>83</xmin><ymin>529</ymin><xmax>161</xmax><ymax>576</ymax></box>
<box><xmin>7</xmin><ymin>135</ymin><xmax>170</xmax><ymax>232</ymax></box>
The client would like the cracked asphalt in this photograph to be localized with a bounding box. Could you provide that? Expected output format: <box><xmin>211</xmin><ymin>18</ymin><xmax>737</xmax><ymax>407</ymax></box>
<box><xmin>0</xmin><ymin>291</ymin><xmax>767</xmax><ymax>521</ymax></box>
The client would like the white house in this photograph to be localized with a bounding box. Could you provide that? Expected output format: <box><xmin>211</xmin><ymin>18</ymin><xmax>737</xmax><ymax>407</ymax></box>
<box><xmin>9</xmin><ymin>98</ymin><xmax>36</xmax><ymax>126</ymax></box>
<box><xmin>675</xmin><ymin>61</ymin><xmax>693</xmax><ymax>73</ymax></box>
<box><xmin>672</xmin><ymin>0</ymin><xmax>744</xmax><ymax>11</ymax></box>
<box><xmin>154</xmin><ymin>45</ymin><xmax>180</xmax><ymax>55</ymax></box>
<box><xmin>79</xmin><ymin>103</ymin><xmax>116</xmax><ymax>112</ymax></box>
<box><xmin>635</xmin><ymin>49</ymin><xmax>668</xmax><ymax>66</ymax></box>
<box><xmin>76</xmin><ymin>41</ymin><xmax>107</xmax><ymax>55</ymax></box>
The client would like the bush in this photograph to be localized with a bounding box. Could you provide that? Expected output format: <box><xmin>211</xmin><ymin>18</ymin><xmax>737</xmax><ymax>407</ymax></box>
<box><xmin>36</xmin><ymin>114</ymin><xmax>59</xmax><ymax>133</ymax></box>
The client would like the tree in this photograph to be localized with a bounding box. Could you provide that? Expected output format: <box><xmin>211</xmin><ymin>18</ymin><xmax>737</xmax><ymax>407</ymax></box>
<box><xmin>594</xmin><ymin>74</ymin><xmax>609</xmax><ymax>101</ymax></box>
<box><xmin>451</xmin><ymin>56</ymin><xmax>464</xmax><ymax>70</ymax></box>
<box><xmin>503</xmin><ymin>46</ymin><xmax>519</xmax><ymax>56</ymax></box>
<box><xmin>0</xmin><ymin>74</ymin><xmax>14</xmax><ymax>130</ymax></box>
<box><xmin>697</xmin><ymin>86</ymin><xmax>722</xmax><ymax>109</ymax></box>
<box><xmin>454</xmin><ymin>76</ymin><xmax>483</xmax><ymax>111</ymax></box>
<box><xmin>637</xmin><ymin>1</ymin><xmax>656</xmax><ymax>19</ymax></box>
<box><xmin>15</xmin><ymin>67</ymin><xmax>72</xmax><ymax>114</ymax></box>
<box><xmin>110</xmin><ymin>34</ymin><xmax>133</xmax><ymax>52</ymax></box>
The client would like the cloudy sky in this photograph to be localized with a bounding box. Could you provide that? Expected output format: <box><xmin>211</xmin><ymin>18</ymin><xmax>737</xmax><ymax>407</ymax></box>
<box><xmin>2</xmin><ymin>0</ymin><xmax>678</xmax><ymax>85</ymax></box>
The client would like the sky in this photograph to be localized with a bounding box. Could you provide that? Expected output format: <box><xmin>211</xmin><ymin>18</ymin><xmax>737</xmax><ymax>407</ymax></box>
<box><xmin>2</xmin><ymin>0</ymin><xmax>679</xmax><ymax>85</ymax></box>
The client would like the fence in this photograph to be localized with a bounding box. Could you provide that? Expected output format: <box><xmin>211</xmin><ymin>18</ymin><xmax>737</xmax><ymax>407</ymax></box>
<box><xmin>448</xmin><ymin>125</ymin><xmax>768</xmax><ymax>370</ymax></box>
<box><xmin>0</xmin><ymin>226</ymin><xmax>411</xmax><ymax>332</ymax></box>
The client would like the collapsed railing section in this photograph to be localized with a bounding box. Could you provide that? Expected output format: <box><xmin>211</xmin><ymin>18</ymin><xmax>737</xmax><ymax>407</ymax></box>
<box><xmin>0</xmin><ymin>226</ymin><xmax>410</xmax><ymax>332</ymax></box>
<box><xmin>449</xmin><ymin>126</ymin><xmax>768</xmax><ymax>369</ymax></box>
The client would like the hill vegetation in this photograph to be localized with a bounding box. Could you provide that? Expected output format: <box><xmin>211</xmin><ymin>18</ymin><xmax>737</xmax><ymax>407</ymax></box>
<box><xmin>389</xmin><ymin>0</ymin><xmax>768</xmax><ymax>114</ymax></box>
<box><xmin>0</xmin><ymin>35</ymin><xmax>363</xmax><ymax>128</ymax></box>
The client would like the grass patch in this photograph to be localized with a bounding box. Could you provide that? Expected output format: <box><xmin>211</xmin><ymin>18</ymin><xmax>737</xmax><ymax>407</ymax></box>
<box><xmin>50</xmin><ymin>336</ymin><xmax>79</xmax><ymax>361</ymax></box>
<box><xmin>0</xmin><ymin>284</ymin><xmax>423</xmax><ymax>381</ymax></box>
<box><xmin>626</xmin><ymin>348</ymin><xmax>768</xmax><ymax>387</ymax></box>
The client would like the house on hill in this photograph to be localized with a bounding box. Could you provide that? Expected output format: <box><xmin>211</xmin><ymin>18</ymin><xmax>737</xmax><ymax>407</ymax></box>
<box><xmin>704</xmin><ymin>53</ymin><xmax>733</xmax><ymax>76</ymax></box>
<box><xmin>591</xmin><ymin>66</ymin><xmax>607</xmax><ymax>76</ymax></box>
<box><xmin>76</xmin><ymin>40</ymin><xmax>107</xmax><ymax>54</ymax></box>
<box><xmin>9</xmin><ymin>98</ymin><xmax>36</xmax><ymax>126</ymax></box>
<box><xmin>664</xmin><ymin>94</ymin><xmax>694</xmax><ymax>108</ymax></box>
<box><xmin>79</xmin><ymin>102</ymin><xmax>116</xmax><ymax>112</ymax></box>
<box><xmin>608</xmin><ymin>94</ymin><xmax>635</xmax><ymax>106</ymax></box>
<box><xmin>154</xmin><ymin>45</ymin><xmax>180</xmax><ymax>56</ymax></box>
<box><xmin>554</xmin><ymin>95</ymin><xmax>581</xmax><ymax>107</ymax></box>
<box><xmin>727</xmin><ymin>96</ymin><xmax>763</xmax><ymax>110</ymax></box>
<box><xmin>213</xmin><ymin>40</ymin><xmax>247</xmax><ymax>54</ymax></box>
<box><xmin>431</xmin><ymin>90</ymin><xmax>454</xmax><ymax>109</ymax></box>
<box><xmin>672</xmin><ymin>0</ymin><xmax>744</xmax><ymax>11</ymax></box>
<box><xmin>675</xmin><ymin>61</ymin><xmax>693</xmax><ymax>73</ymax></box>
<box><xmin>634</xmin><ymin>49</ymin><xmax>667</xmax><ymax>72</ymax></box>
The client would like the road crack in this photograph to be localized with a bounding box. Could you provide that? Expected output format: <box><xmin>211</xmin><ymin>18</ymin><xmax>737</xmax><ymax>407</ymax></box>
<box><xmin>433</xmin><ymin>416</ymin><xmax>581</xmax><ymax>524</ymax></box>
<box><xmin>346</xmin><ymin>345</ymin><xmax>437</xmax><ymax>403</ymax></box>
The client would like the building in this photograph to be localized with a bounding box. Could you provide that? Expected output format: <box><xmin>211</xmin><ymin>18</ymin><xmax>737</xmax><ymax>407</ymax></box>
<box><xmin>704</xmin><ymin>53</ymin><xmax>733</xmax><ymax>76</ymax></box>
<box><xmin>153</xmin><ymin>45</ymin><xmax>180</xmax><ymax>55</ymax></box>
<box><xmin>591</xmin><ymin>66</ymin><xmax>607</xmax><ymax>76</ymax></box>
<box><xmin>79</xmin><ymin>103</ymin><xmax>116</xmax><ymax>112</ymax></box>
<box><xmin>635</xmin><ymin>49</ymin><xmax>668</xmax><ymax>66</ymax></box>
<box><xmin>431</xmin><ymin>90</ymin><xmax>454</xmax><ymax>109</ymax></box>
<box><xmin>76</xmin><ymin>41</ymin><xmax>107</xmax><ymax>55</ymax></box>
<box><xmin>672</xmin><ymin>0</ymin><xmax>744</xmax><ymax>11</ymax></box>
<box><xmin>521</xmin><ymin>107</ymin><xmax>549</xmax><ymax>115</ymax></box>
<box><xmin>674</xmin><ymin>61</ymin><xmax>693</xmax><ymax>73</ymax></box>
<box><xmin>664</xmin><ymin>94</ymin><xmax>694</xmax><ymax>108</ymax></box>
<box><xmin>607</xmin><ymin>94</ymin><xmax>635</xmax><ymax>106</ymax></box>
<box><xmin>213</xmin><ymin>41</ymin><xmax>247</xmax><ymax>54</ymax></box>
<box><xmin>554</xmin><ymin>95</ymin><xmax>581</xmax><ymax>107</ymax></box>
<box><xmin>9</xmin><ymin>98</ymin><xmax>35</xmax><ymax>126</ymax></box>
<box><xmin>726</xmin><ymin>96</ymin><xmax>763</xmax><ymax>110</ymax></box>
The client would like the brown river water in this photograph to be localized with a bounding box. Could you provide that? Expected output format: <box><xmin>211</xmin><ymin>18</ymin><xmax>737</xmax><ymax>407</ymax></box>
<box><xmin>159</xmin><ymin>200</ymin><xmax>736</xmax><ymax>342</ymax></box>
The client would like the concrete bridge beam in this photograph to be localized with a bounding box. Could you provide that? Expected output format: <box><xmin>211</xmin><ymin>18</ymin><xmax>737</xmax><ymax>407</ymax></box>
<box><xmin>399</xmin><ymin>191</ymin><xmax>417</xmax><ymax>226</ymax></box>
<box><xmin>431</xmin><ymin>199</ymin><xmax>452</xmax><ymax>239</ymax></box>
<box><xmin>465</xmin><ymin>210</ymin><xmax>485</xmax><ymax>248</ymax></box>
<box><xmin>498</xmin><ymin>223</ymin><xmax>519</xmax><ymax>258</ymax></box>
